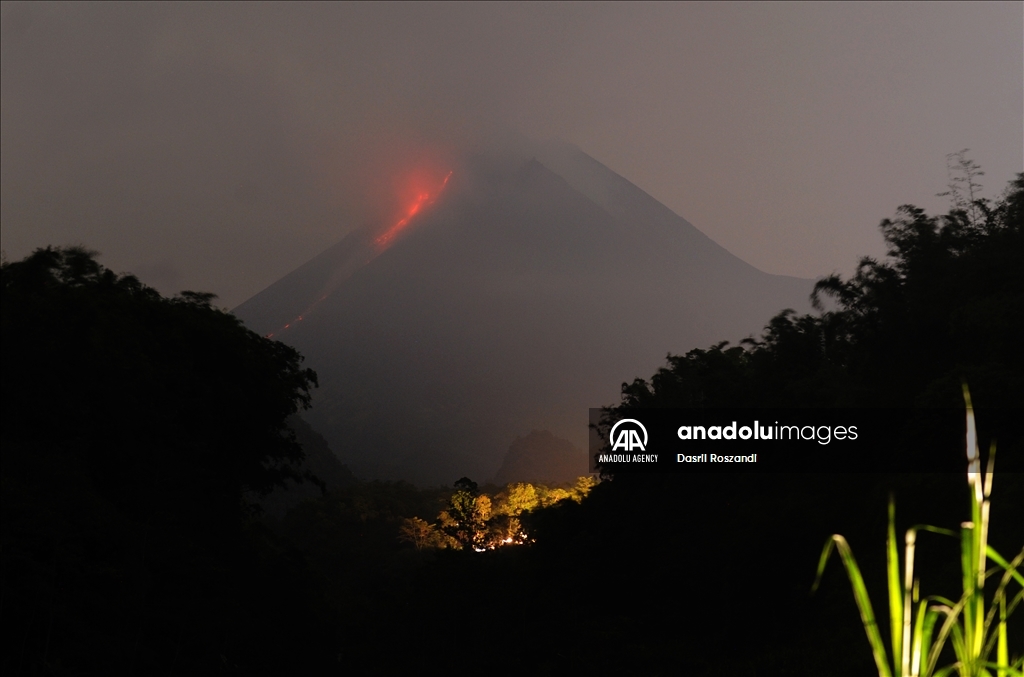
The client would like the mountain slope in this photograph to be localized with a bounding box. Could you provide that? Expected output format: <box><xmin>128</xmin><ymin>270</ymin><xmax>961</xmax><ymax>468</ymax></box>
<box><xmin>233</xmin><ymin>146</ymin><xmax>813</xmax><ymax>483</ymax></box>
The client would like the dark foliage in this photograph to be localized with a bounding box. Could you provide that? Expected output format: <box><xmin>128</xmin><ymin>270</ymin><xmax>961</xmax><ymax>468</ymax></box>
<box><xmin>289</xmin><ymin>170</ymin><xmax>1022</xmax><ymax>675</ymax></box>
<box><xmin>3</xmin><ymin>170</ymin><xmax>1021</xmax><ymax>676</ymax></box>
<box><xmin>258</xmin><ymin>415</ymin><xmax>358</xmax><ymax>520</ymax></box>
<box><xmin>1</xmin><ymin>247</ymin><xmax>335</xmax><ymax>675</ymax></box>
<box><xmin>618</xmin><ymin>174</ymin><xmax>1024</xmax><ymax>412</ymax></box>
<box><xmin>560</xmin><ymin>172</ymin><xmax>1024</xmax><ymax>672</ymax></box>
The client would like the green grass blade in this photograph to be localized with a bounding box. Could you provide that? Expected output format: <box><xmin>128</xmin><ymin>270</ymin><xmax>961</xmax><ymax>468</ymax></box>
<box><xmin>962</xmin><ymin>525</ymin><xmax>975</xmax><ymax>594</ymax></box>
<box><xmin>983</xmin><ymin>442</ymin><xmax>996</xmax><ymax>499</ymax></box>
<box><xmin>982</xmin><ymin>662</ymin><xmax>1024</xmax><ymax>677</ymax></box>
<box><xmin>984</xmin><ymin>588</ymin><xmax>1023</xmax><ymax>675</ymax></box>
<box><xmin>961</xmin><ymin>524</ymin><xmax>980</xmax><ymax>657</ymax></box>
<box><xmin>982</xmin><ymin>555</ymin><xmax>1024</xmax><ymax>665</ymax></box>
<box><xmin>949</xmin><ymin>621</ymin><xmax>966</xmax><ymax>668</ymax></box>
<box><xmin>917</xmin><ymin>525</ymin><xmax>958</xmax><ymax>538</ymax></box>
<box><xmin>888</xmin><ymin>498</ymin><xmax>904</xmax><ymax>674</ymax></box>
<box><xmin>986</xmin><ymin>546</ymin><xmax>1024</xmax><ymax>588</ymax></box>
<box><xmin>927</xmin><ymin>597</ymin><xmax>967</xmax><ymax>677</ymax></box>
<box><xmin>911</xmin><ymin>601</ymin><xmax>938</xmax><ymax>677</ymax></box>
<box><xmin>815</xmin><ymin>534</ymin><xmax>893</xmax><ymax>677</ymax></box>
<box><xmin>815</xmin><ymin>390</ymin><xmax>1021</xmax><ymax>677</ymax></box>
<box><xmin>1005</xmin><ymin>588</ymin><xmax>1024</xmax><ymax>622</ymax></box>
<box><xmin>997</xmin><ymin>594</ymin><xmax>1008</xmax><ymax>677</ymax></box>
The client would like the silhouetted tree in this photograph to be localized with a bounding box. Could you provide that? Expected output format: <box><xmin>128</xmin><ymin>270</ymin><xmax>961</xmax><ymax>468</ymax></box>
<box><xmin>616</xmin><ymin>170</ymin><xmax>1024</xmax><ymax>413</ymax></box>
<box><xmin>0</xmin><ymin>246</ymin><xmax>333</xmax><ymax>675</ymax></box>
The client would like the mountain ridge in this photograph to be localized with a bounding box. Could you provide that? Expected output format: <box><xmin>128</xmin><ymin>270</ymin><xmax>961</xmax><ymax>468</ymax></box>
<box><xmin>233</xmin><ymin>144</ymin><xmax>814</xmax><ymax>484</ymax></box>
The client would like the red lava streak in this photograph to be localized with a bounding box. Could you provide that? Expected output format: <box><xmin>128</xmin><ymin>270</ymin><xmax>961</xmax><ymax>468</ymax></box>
<box><xmin>374</xmin><ymin>170</ymin><xmax>452</xmax><ymax>248</ymax></box>
<box><xmin>266</xmin><ymin>170</ymin><xmax>452</xmax><ymax>338</ymax></box>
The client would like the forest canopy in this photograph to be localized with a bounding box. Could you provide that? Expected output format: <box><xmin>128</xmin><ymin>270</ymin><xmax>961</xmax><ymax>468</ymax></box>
<box><xmin>0</xmin><ymin>246</ymin><xmax>327</xmax><ymax>674</ymax></box>
<box><xmin>616</xmin><ymin>169</ymin><xmax>1024</xmax><ymax>413</ymax></box>
<box><xmin>1</xmin><ymin>245</ymin><xmax>319</xmax><ymax>509</ymax></box>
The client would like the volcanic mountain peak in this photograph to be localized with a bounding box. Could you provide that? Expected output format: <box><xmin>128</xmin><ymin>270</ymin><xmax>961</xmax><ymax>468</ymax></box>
<box><xmin>233</xmin><ymin>143</ymin><xmax>812</xmax><ymax>484</ymax></box>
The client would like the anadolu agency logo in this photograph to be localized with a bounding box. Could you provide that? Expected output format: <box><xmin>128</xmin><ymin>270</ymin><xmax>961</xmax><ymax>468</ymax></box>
<box><xmin>609</xmin><ymin>418</ymin><xmax>648</xmax><ymax>452</ymax></box>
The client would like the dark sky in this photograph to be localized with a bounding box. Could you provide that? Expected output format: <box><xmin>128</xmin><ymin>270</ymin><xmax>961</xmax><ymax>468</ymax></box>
<box><xmin>2</xmin><ymin>2</ymin><xmax>1021</xmax><ymax>308</ymax></box>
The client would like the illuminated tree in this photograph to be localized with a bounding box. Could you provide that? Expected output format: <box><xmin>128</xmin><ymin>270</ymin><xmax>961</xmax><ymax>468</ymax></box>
<box><xmin>439</xmin><ymin>477</ymin><xmax>489</xmax><ymax>549</ymax></box>
<box><xmin>571</xmin><ymin>475</ymin><xmax>598</xmax><ymax>501</ymax></box>
<box><xmin>502</xmin><ymin>483</ymin><xmax>540</xmax><ymax>515</ymax></box>
<box><xmin>399</xmin><ymin>517</ymin><xmax>446</xmax><ymax>550</ymax></box>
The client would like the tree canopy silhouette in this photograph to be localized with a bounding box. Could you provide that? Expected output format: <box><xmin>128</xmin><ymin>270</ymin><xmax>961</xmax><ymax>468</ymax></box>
<box><xmin>1</xmin><ymin>246</ymin><xmax>318</xmax><ymax>518</ymax></box>
<box><xmin>617</xmin><ymin>171</ymin><xmax>1024</xmax><ymax>412</ymax></box>
<box><xmin>1</xmin><ymin>246</ymin><xmax>331</xmax><ymax>675</ymax></box>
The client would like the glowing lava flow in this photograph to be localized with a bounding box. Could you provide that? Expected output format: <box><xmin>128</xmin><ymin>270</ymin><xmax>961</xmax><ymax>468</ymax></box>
<box><xmin>374</xmin><ymin>171</ymin><xmax>452</xmax><ymax>248</ymax></box>
<box><xmin>265</xmin><ymin>170</ymin><xmax>452</xmax><ymax>339</ymax></box>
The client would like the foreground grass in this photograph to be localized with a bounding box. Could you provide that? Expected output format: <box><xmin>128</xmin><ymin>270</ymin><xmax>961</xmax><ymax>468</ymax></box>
<box><xmin>814</xmin><ymin>386</ymin><xmax>1024</xmax><ymax>677</ymax></box>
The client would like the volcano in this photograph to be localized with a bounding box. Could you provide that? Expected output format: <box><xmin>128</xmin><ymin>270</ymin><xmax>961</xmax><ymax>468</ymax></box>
<box><xmin>233</xmin><ymin>142</ymin><xmax>813</xmax><ymax>484</ymax></box>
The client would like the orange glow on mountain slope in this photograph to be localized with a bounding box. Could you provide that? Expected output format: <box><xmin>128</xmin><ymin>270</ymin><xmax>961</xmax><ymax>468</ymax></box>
<box><xmin>265</xmin><ymin>170</ymin><xmax>452</xmax><ymax>339</ymax></box>
<box><xmin>374</xmin><ymin>170</ymin><xmax>452</xmax><ymax>248</ymax></box>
